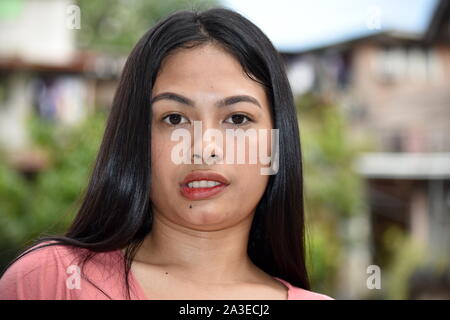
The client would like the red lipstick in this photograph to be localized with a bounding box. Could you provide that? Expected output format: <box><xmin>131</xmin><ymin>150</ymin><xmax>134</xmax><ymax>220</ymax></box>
<box><xmin>180</xmin><ymin>171</ymin><xmax>230</xmax><ymax>200</ymax></box>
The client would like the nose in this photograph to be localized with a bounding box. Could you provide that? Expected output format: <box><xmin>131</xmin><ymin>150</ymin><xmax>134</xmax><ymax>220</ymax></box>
<box><xmin>191</xmin><ymin>151</ymin><xmax>220</xmax><ymax>163</ymax></box>
<box><xmin>191</xmin><ymin>120</ymin><xmax>224</xmax><ymax>165</ymax></box>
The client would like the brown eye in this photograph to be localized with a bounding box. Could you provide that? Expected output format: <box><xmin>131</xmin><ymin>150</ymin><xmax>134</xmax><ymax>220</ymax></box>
<box><xmin>163</xmin><ymin>113</ymin><xmax>188</xmax><ymax>125</ymax></box>
<box><xmin>225</xmin><ymin>114</ymin><xmax>252</xmax><ymax>125</ymax></box>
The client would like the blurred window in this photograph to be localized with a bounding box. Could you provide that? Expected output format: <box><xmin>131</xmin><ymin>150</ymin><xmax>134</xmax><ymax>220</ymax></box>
<box><xmin>377</xmin><ymin>46</ymin><xmax>441</xmax><ymax>83</ymax></box>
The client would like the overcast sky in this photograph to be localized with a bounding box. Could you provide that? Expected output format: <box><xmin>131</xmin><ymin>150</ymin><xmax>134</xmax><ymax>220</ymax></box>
<box><xmin>221</xmin><ymin>0</ymin><xmax>439</xmax><ymax>52</ymax></box>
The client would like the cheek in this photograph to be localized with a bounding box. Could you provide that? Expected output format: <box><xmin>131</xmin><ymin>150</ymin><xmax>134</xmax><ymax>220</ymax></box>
<box><xmin>150</xmin><ymin>135</ymin><xmax>164</xmax><ymax>176</ymax></box>
<box><xmin>234</xmin><ymin>127</ymin><xmax>271</xmax><ymax>200</ymax></box>
<box><xmin>151</xmin><ymin>124</ymin><xmax>181</xmax><ymax>168</ymax></box>
<box><xmin>150</xmin><ymin>131</ymin><xmax>177</xmax><ymax>198</ymax></box>
<box><xmin>232</xmin><ymin>163</ymin><xmax>269</xmax><ymax>205</ymax></box>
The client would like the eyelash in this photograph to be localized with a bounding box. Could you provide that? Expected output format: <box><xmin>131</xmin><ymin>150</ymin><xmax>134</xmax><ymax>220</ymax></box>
<box><xmin>161</xmin><ymin>113</ymin><xmax>189</xmax><ymax>126</ymax></box>
<box><xmin>161</xmin><ymin>113</ymin><xmax>254</xmax><ymax>127</ymax></box>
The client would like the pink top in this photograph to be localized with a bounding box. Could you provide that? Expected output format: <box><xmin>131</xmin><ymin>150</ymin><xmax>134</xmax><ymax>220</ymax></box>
<box><xmin>0</xmin><ymin>242</ymin><xmax>334</xmax><ymax>300</ymax></box>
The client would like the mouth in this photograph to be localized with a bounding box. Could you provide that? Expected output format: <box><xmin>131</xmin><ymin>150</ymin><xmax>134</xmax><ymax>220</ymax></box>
<box><xmin>180</xmin><ymin>171</ymin><xmax>230</xmax><ymax>200</ymax></box>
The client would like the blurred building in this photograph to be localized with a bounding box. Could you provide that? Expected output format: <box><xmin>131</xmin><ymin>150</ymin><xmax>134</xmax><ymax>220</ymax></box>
<box><xmin>0</xmin><ymin>0</ymin><xmax>122</xmax><ymax>172</ymax></box>
<box><xmin>282</xmin><ymin>0</ymin><xmax>450</xmax><ymax>298</ymax></box>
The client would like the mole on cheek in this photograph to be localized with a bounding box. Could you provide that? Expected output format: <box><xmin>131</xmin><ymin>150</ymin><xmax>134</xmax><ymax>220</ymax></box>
<box><xmin>189</xmin><ymin>205</ymin><xmax>192</xmax><ymax>209</ymax></box>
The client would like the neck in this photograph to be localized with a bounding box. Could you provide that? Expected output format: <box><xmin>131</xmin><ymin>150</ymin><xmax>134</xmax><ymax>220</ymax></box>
<box><xmin>133</xmin><ymin>211</ymin><xmax>262</xmax><ymax>285</ymax></box>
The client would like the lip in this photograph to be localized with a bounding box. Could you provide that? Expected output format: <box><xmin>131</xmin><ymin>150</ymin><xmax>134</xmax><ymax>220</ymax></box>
<box><xmin>180</xmin><ymin>171</ymin><xmax>230</xmax><ymax>200</ymax></box>
<box><xmin>181</xmin><ymin>171</ymin><xmax>230</xmax><ymax>186</ymax></box>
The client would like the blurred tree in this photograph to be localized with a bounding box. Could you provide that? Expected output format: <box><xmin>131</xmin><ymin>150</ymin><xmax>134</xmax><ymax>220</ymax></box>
<box><xmin>0</xmin><ymin>111</ymin><xmax>106</xmax><ymax>271</ymax></box>
<box><xmin>297</xmin><ymin>93</ymin><xmax>370</xmax><ymax>295</ymax></box>
<box><xmin>76</xmin><ymin>0</ymin><xmax>217</xmax><ymax>52</ymax></box>
<box><xmin>380</xmin><ymin>226</ymin><xmax>425</xmax><ymax>299</ymax></box>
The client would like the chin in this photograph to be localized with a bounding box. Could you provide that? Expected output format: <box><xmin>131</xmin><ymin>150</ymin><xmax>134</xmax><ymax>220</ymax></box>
<box><xmin>180</xmin><ymin>207</ymin><xmax>231</xmax><ymax>229</ymax></box>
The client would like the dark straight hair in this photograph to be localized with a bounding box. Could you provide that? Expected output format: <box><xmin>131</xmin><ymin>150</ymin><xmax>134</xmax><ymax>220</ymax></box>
<box><xmin>1</xmin><ymin>7</ymin><xmax>310</xmax><ymax>299</ymax></box>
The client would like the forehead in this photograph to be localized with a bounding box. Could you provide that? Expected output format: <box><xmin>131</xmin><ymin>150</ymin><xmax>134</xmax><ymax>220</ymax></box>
<box><xmin>152</xmin><ymin>43</ymin><xmax>268</xmax><ymax>102</ymax></box>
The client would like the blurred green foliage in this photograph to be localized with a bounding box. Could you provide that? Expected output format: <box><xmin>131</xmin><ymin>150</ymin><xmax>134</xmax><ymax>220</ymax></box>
<box><xmin>378</xmin><ymin>226</ymin><xmax>449</xmax><ymax>299</ymax></box>
<box><xmin>76</xmin><ymin>0</ymin><xmax>218</xmax><ymax>52</ymax></box>
<box><xmin>380</xmin><ymin>226</ymin><xmax>426</xmax><ymax>299</ymax></box>
<box><xmin>0</xmin><ymin>111</ymin><xmax>106</xmax><ymax>271</ymax></box>
<box><xmin>297</xmin><ymin>93</ymin><xmax>370</xmax><ymax>295</ymax></box>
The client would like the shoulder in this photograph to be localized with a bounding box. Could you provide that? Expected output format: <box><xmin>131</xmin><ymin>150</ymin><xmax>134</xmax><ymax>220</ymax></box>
<box><xmin>289</xmin><ymin>287</ymin><xmax>335</xmax><ymax>300</ymax></box>
<box><xmin>0</xmin><ymin>241</ymin><xmax>125</xmax><ymax>300</ymax></box>
<box><xmin>0</xmin><ymin>241</ymin><xmax>78</xmax><ymax>299</ymax></box>
<box><xmin>274</xmin><ymin>277</ymin><xmax>334</xmax><ymax>300</ymax></box>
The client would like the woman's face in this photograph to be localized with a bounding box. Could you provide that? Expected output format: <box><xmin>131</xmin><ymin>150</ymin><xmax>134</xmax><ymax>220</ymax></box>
<box><xmin>150</xmin><ymin>43</ymin><xmax>274</xmax><ymax>230</ymax></box>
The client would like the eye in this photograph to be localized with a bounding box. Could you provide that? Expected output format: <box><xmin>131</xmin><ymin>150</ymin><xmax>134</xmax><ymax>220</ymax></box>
<box><xmin>224</xmin><ymin>114</ymin><xmax>252</xmax><ymax>126</ymax></box>
<box><xmin>162</xmin><ymin>113</ymin><xmax>189</xmax><ymax>126</ymax></box>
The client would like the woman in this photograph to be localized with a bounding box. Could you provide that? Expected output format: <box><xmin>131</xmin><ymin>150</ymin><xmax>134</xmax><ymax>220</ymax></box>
<box><xmin>0</xmin><ymin>7</ymin><xmax>333</xmax><ymax>300</ymax></box>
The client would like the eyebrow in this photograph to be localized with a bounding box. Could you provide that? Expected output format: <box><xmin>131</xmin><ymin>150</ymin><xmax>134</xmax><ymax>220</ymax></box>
<box><xmin>150</xmin><ymin>92</ymin><xmax>261</xmax><ymax>109</ymax></box>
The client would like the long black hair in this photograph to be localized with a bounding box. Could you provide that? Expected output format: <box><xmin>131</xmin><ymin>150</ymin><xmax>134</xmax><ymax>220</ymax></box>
<box><xmin>1</xmin><ymin>7</ymin><xmax>310</xmax><ymax>299</ymax></box>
